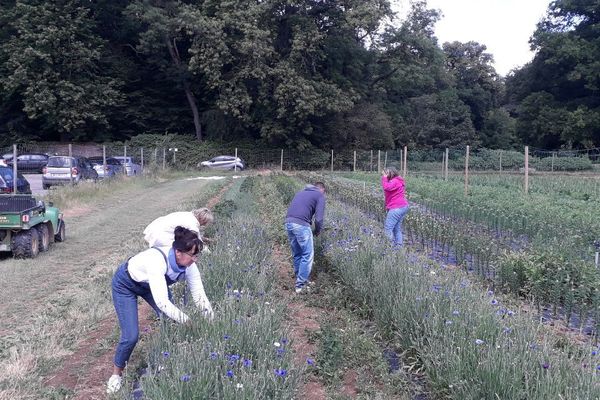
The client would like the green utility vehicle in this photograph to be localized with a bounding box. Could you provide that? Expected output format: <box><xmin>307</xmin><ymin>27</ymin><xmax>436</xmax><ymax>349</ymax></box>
<box><xmin>0</xmin><ymin>195</ymin><xmax>65</xmax><ymax>258</ymax></box>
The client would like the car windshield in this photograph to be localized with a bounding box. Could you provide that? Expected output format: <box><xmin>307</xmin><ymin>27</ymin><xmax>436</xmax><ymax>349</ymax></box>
<box><xmin>47</xmin><ymin>157</ymin><xmax>74</xmax><ymax>167</ymax></box>
<box><xmin>0</xmin><ymin>167</ymin><xmax>14</xmax><ymax>181</ymax></box>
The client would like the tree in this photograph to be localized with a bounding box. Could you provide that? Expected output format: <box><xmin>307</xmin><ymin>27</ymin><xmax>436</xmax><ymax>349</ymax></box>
<box><xmin>0</xmin><ymin>0</ymin><xmax>122</xmax><ymax>141</ymax></box>
<box><xmin>480</xmin><ymin>108</ymin><xmax>518</xmax><ymax>149</ymax></box>
<box><xmin>507</xmin><ymin>0</ymin><xmax>600</xmax><ymax>148</ymax></box>
<box><xmin>443</xmin><ymin>41</ymin><xmax>502</xmax><ymax>131</ymax></box>
<box><xmin>397</xmin><ymin>89</ymin><xmax>477</xmax><ymax>149</ymax></box>
<box><xmin>125</xmin><ymin>0</ymin><xmax>215</xmax><ymax>140</ymax></box>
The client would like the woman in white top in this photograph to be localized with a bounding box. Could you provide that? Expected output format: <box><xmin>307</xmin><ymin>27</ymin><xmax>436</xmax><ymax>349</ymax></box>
<box><xmin>106</xmin><ymin>226</ymin><xmax>213</xmax><ymax>394</ymax></box>
<box><xmin>143</xmin><ymin>208</ymin><xmax>214</xmax><ymax>247</ymax></box>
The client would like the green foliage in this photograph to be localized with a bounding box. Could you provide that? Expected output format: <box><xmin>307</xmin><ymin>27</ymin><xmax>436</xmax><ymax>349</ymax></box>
<box><xmin>0</xmin><ymin>1</ymin><xmax>123</xmax><ymax>140</ymax></box>
<box><xmin>507</xmin><ymin>0</ymin><xmax>600</xmax><ymax>148</ymax></box>
<box><xmin>398</xmin><ymin>89</ymin><xmax>477</xmax><ymax>149</ymax></box>
<box><xmin>4</xmin><ymin>0</ymin><xmax>599</xmax><ymax>150</ymax></box>
<box><xmin>314</xmin><ymin>322</ymin><xmax>344</xmax><ymax>383</ymax></box>
<box><xmin>533</xmin><ymin>156</ymin><xmax>593</xmax><ymax>171</ymax></box>
<box><xmin>450</xmin><ymin>149</ymin><xmax>524</xmax><ymax>171</ymax></box>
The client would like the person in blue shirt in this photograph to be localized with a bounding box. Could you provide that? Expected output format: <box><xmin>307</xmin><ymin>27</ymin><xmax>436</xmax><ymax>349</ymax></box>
<box><xmin>284</xmin><ymin>182</ymin><xmax>326</xmax><ymax>293</ymax></box>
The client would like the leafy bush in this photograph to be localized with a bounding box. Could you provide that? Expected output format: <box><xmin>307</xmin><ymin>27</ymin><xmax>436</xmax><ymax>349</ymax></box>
<box><xmin>531</xmin><ymin>156</ymin><xmax>593</xmax><ymax>171</ymax></box>
<box><xmin>450</xmin><ymin>149</ymin><xmax>524</xmax><ymax>171</ymax></box>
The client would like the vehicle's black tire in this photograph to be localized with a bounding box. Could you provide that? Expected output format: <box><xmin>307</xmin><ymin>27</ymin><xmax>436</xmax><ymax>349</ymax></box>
<box><xmin>55</xmin><ymin>219</ymin><xmax>66</xmax><ymax>242</ymax></box>
<box><xmin>43</xmin><ymin>184</ymin><xmax>50</xmax><ymax>190</ymax></box>
<box><xmin>12</xmin><ymin>228</ymin><xmax>40</xmax><ymax>258</ymax></box>
<box><xmin>36</xmin><ymin>223</ymin><xmax>50</xmax><ymax>252</ymax></box>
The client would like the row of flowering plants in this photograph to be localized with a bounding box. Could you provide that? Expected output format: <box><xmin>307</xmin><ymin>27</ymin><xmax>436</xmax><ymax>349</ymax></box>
<box><xmin>119</xmin><ymin>177</ymin><xmax>300</xmax><ymax>399</ymax></box>
<box><xmin>316</xmin><ymin>194</ymin><xmax>600</xmax><ymax>399</ymax></box>
<box><xmin>311</xmin><ymin>172</ymin><xmax>600</xmax><ymax>336</ymax></box>
<box><xmin>441</xmin><ymin>172</ymin><xmax>600</xmax><ymax>201</ymax></box>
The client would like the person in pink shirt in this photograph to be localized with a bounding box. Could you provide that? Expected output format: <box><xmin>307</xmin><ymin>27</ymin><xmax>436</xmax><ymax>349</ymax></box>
<box><xmin>381</xmin><ymin>167</ymin><xmax>409</xmax><ymax>246</ymax></box>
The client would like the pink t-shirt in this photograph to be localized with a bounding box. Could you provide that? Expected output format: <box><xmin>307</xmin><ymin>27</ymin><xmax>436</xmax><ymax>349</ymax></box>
<box><xmin>381</xmin><ymin>176</ymin><xmax>409</xmax><ymax>210</ymax></box>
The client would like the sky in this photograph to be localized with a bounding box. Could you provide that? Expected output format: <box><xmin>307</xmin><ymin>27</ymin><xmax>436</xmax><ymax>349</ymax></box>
<box><xmin>393</xmin><ymin>0</ymin><xmax>552</xmax><ymax>76</ymax></box>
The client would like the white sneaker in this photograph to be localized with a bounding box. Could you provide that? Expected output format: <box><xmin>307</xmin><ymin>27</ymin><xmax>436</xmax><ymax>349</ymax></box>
<box><xmin>106</xmin><ymin>374</ymin><xmax>122</xmax><ymax>394</ymax></box>
<box><xmin>295</xmin><ymin>287</ymin><xmax>303</xmax><ymax>294</ymax></box>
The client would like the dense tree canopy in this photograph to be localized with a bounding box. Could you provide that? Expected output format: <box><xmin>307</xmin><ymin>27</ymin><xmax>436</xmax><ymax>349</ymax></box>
<box><xmin>0</xmin><ymin>0</ymin><xmax>598</xmax><ymax>150</ymax></box>
<box><xmin>506</xmin><ymin>0</ymin><xmax>600</xmax><ymax>149</ymax></box>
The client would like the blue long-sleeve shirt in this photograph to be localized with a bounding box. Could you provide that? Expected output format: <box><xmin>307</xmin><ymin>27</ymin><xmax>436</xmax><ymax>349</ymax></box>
<box><xmin>285</xmin><ymin>185</ymin><xmax>326</xmax><ymax>235</ymax></box>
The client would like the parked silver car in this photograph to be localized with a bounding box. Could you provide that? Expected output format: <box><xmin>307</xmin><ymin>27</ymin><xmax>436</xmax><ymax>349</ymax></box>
<box><xmin>113</xmin><ymin>156</ymin><xmax>142</xmax><ymax>176</ymax></box>
<box><xmin>42</xmin><ymin>156</ymin><xmax>98</xmax><ymax>189</ymax></box>
<box><xmin>88</xmin><ymin>157</ymin><xmax>123</xmax><ymax>179</ymax></box>
<box><xmin>199</xmin><ymin>156</ymin><xmax>245</xmax><ymax>171</ymax></box>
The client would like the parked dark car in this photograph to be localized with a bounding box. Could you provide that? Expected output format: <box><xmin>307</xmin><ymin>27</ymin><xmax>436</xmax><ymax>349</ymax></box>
<box><xmin>42</xmin><ymin>156</ymin><xmax>98</xmax><ymax>189</ymax></box>
<box><xmin>199</xmin><ymin>156</ymin><xmax>245</xmax><ymax>171</ymax></box>
<box><xmin>88</xmin><ymin>157</ymin><xmax>123</xmax><ymax>179</ymax></box>
<box><xmin>0</xmin><ymin>166</ymin><xmax>31</xmax><ymax>194</ymax></box>
<box><xmin>6</xmin><ymin>153</ymin><xmax>49</xmax><ymax>173</ymax></box>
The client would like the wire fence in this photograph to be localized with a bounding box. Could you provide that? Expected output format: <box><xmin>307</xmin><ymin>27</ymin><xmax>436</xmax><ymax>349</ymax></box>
<box><xmin>1</xmin><ymin>143</ymin><xmax>599</xmax><ymax>193</ymax></box>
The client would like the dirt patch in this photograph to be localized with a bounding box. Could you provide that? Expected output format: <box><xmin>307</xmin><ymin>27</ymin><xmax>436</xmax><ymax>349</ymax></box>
<box><xmin>206</xmin><ymin>181</ymin><xmax>233</xmax><ymax>209</ymax></box>
<box><xmin>62</xmin><ymin>205</ymin><xmax>94</xmax><ymax>218</ymax></box>
<box><xmin>272</xmin><ymin>245</ymin><xmax>327</xmax><ymax>399</ymax></box>
<box><xmin>45</xmin><ymin>302</ymin><xmax>155</xmax><ymax>399</ymax></box>
<box><xmin>340</xmin><ymin>369</ymin><xmax>359</xmax><ymax>397</ymax></box>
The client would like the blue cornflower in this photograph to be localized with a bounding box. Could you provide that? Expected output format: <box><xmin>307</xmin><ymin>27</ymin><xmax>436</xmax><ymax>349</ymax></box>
<box><xmin>230</xmin><ymin>354</ymin><xmax>240</xmax><ymax>364</ymax></box>
<box><xmin>307</xmin><ymin>358</ymin><xmax>315</xmax><ymax>365</ymax></box>
<box><xmin>503</xmin><ymin>327</ymin><xmax>512</xmax><ymax>334</ymax></box>
<box><xmin>276</xmin><ymin>348</ymin><xmax>286</xmax><ymax>357</ymax></box>
<box><xmin>491</xmin><ymin>299</ymin><xmax>498</xmax><ymax>305</ymax></box>
<box><xmin>281</xmin><ymin>338</ymin><xmax>288</xmax><ymax>344</ymax></box>
<box><xmin>452</xmin><ymin>310</ymin><xmax>460</xmax><ymax>315</ymax></box>
<box><xmin>445</xmin><ymin>320</ymin><xmax>453</xmax><ymax>325</ymax></box>
<box><xmin>226</xmin><ymin>282</ymin><xmax>232</xmax><ymax>289</ymax></box>
<box><xmin>234</xmin><ymin>319</ymin><xmax>241</xmax><ymax>324</ymax></box>
<box><xmin>542</xmin><ymin>363</ymin><xmax>550</xmax><ymax>369</ymax></box>
<box><xmin>162</xmin><ymin>351</ymin><xmax>170</xmax><ymax>358</ymax></box>
<box><xmin>227</xmin><ymin>370</ymin><xmax>234</xmax><ymax>378</ymax></box>
<box><xmin>210</xmin><ymin>352</ymin><xmax>218</xmax><ymax>360</ymax></box>
<box><xmin>224</xmin><ymin>334</ymin><xmax>230</xmax><ymax>340</ymax></box>
<box><xmin>487</xmin><ymin>290</ymin><xmax>494</xmax><ymax>296</ymax></box>
<box><xmin>593</xmin><ymin>351</ymin><xmax>598</xmax><ymax>356</ymax></box>
<box><xmin>243</xmin><ymin>359</ymin><xmax>252</xmax><ymax>367</ymax></box>
<box><xmin>274</xmin><ymin>368</ymin><xmax>288</xmax><ymax>377</ymax></box>
<box><xmin>507</xmin><ymin>310</ymin><xmax>515</xmax><ymax>316</ymax></box>
<box><xmin>475</xmin><ymin>339</ymin><xmax>484</xmax><ymax>345</ymax></box>
<box><xmin>180</xmin><ymin>374</ymin><xmax>191</xmax><ymax>382</ymax></box>
<box><xmin>596</xmin><ymin>365</ymin><xmax>600</xmax><ymax>371</ymax></box>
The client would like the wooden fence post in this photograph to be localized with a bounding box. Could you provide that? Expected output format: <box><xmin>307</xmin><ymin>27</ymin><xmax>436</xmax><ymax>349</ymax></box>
<box><xmin>524</xmin><ymin>146</ymin><xmax>529</xmax><ymax>194</ymax></box>
<box><xmin>331</xmin><ymin>150</ymin><xmax>334</xmax><ymax>172</ymax></box>
<box><xmin>353</xmin><ymin>150</ymin><xmax>356</xmax><ymax>172</ymax></box>
<box><xmin>12</xmin><ymin>145</ymin><xmax>17</xmax><ymax>192</ymax></box>
<box><xmin>403</xmin><ymin>146</ymin><xmax>408</xmax><ymax>177</ymax></box>
<box><xmin>464</xmin><ymin>145</ymin><xmax>470</xmax><ymax>196</ymax></box>
<box><xmin>280</xmin><ymin>149</ymin><xmax>284</xmax><ymax>171</ymax></box>
<box><xmin>444</xmin><ymin>147</ymin><xmax>449</xmax><ymax>181</ymax></box>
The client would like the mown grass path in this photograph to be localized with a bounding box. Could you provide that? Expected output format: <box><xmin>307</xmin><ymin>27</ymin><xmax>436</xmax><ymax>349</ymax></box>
<box><xmin>0</xmin><ymin>176</ymin><xmax>221</xmax><ymax>399</ymax></box>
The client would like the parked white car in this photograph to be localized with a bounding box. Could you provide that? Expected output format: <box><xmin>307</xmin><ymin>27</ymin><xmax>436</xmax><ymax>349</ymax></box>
<box><xmin>199</xmin><ymin>156</ymin><xmax>245</xmax><ymax>171</ymax></box>
<box><xmin>113</xmin><ymin>156</ymin><xmax>142</xmax><ymax>176</ymax></box>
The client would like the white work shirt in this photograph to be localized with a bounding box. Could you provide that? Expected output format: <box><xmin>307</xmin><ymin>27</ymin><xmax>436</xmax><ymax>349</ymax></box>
<box><xmin>143</xmin><ymin>212</ymin><xmax>202</xmax><ymax>247</ymax></box>
<box><xmin>126</xmin><ymin>246</ymin><xmax>213</xmax><ymax>323</ymax></box>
